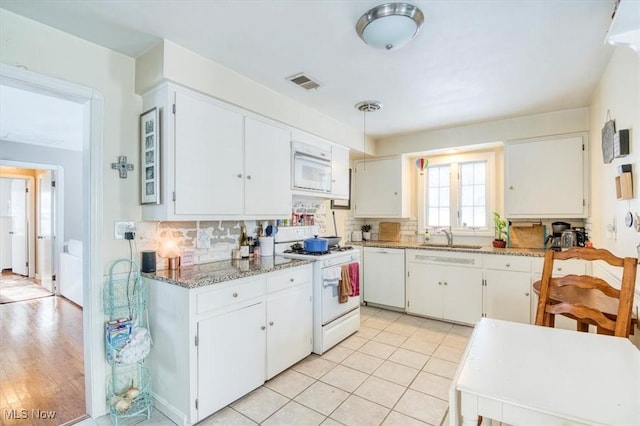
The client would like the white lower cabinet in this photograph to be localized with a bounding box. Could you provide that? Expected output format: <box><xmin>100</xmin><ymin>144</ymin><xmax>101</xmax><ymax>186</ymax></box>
<box><xmin>483</xmin><ymin>255</ymin><xmax>531</xmax><ymax>324</ymax></box>
<box><xmin>146</xmin><ymin>263</ymin><xmax>312</xmax><ymax>426</ymax></box>
<box><xmin>198</xmin><ymin>302</ymin><xmax>266</xmax><ymax>417</ymax></box>
<box><xmin>405</xmin><ymin>250</ymin><xmax>483</xmax><ymax>325</ymax></box>
<box><xmin>266</xmin><ymin>269</ymin><xmax>312</xmax><ymax>379</ymax></box>
<box><xmin>363</xmin><ymin>247</ymin><xmax>405</xmax><ymax>309</ymax></box>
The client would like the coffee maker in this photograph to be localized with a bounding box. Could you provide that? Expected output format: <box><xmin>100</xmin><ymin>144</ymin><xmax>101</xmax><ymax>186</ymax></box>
<box><xmin>545</xmin><ymin>221</ymin><xmax>570</xmax><ymax>251</ymax></box>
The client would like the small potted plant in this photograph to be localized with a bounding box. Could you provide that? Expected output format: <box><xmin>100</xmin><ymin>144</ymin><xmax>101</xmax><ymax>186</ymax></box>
<box><xmin>492</xmin><ymin>212</ymin><xmax>507</xmax><ymax>248</ymax></box>
<box><xmin>361</xmin><ymin>224</ymin><xmax>372</xmax><ymax>241</ymax></box>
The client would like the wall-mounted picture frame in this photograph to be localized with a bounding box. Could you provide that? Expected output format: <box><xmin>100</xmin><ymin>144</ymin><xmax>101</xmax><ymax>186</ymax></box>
<box><xmin>140</xmin><ymin>107</ymin><xmax>160</xmax><ymax>204</ymax></box>
<box><xmin>330</xmin><ymin>169</ymin><xmax>351</xmax><ymax>210</ymax></box>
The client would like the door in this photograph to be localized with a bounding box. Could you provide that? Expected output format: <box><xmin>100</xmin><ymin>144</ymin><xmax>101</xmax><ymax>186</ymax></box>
<box><xmin>406</xmin><ymin>262</ymin><xmax>442</xmax><ymax>318</ymax></box>
<box><xmin>10</xmin><ymin>179</ymin><xmax>28</xmax><ymax>276</ymax></box>
<box><xmin>244</xmin><ymin>117</ymin><xmax>291</xmax><ymax>216</ymax></box>
<box><xmin>442</xmin><ymin>267</ymin><xmax>483</xmax><ymax>324</ymax></box>
<box><xmin>37</xmin><ymin>171</ymin><xmax>54</xmax><ymax>291</ymax></box>
<box><xmin>485</xmin><ymin>270</ymin><xmax>531</xmax><ymax>324</ymax></box>
<box><xmin>197</xmin><ymin>302</ymin><xmax>265</xmax><ymax>420</ymax></box>
<box><xmin>266</xmin><ymin>283</ymin><xmax>312</xmax><ymax>379</ymax></box>
<box><xmin>174</xmin><ymin>91</ymin><xmax>244</xmax><ymax>215</ymax></box>
<box><xmin>505</xmin><ymin>136</ymin><xmax>584</xmax><ymax>217</ymax></box>
<box><xmin>322</xmin><ymin>263</ymin><xmax>360</xmax><ymax>324</ymax></box>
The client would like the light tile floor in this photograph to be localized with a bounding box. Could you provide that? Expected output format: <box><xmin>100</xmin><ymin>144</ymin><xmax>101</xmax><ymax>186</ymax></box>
<box><xmin>87</xmin><ymin>306</ymin><xmax>475</xmax><ymax>426</ymax></box>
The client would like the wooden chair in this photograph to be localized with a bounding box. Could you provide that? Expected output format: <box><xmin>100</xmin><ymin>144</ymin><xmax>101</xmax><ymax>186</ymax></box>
<box><xmin>534</xmin><ymin>247</ymin><xmax>638</xmax><ymax>338</ymax></box>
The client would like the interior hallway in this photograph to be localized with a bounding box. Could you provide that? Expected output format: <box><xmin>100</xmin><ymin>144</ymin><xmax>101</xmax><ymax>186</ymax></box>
<box><xmin>0</xmin><ymin>295</ymin><xmax>85</xmax><ymax>425</ymax></box>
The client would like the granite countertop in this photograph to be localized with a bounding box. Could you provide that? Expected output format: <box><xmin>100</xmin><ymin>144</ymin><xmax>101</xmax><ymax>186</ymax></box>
<box><xmin>142</xmin><ymin>256</ymin><xmax>314</xmax><ymax>289</ymax></box>
<box><xmin>352</xmin><ymin>241</ymin><xmax>547</xmax><ymax>257</ymax></box>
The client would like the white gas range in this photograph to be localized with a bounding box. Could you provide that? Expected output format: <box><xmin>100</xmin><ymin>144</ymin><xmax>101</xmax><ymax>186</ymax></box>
<box><xmin>275</xmin><ymin>226</ymin><xmax>360</xmax><ymax>355</ymax></box>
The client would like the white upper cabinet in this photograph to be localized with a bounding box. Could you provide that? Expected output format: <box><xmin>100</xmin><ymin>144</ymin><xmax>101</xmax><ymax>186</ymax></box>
<box><xmin>504</xmin><ymin>134</ymin><xmax>588</xmax><ymax>219</ymax></box>
<box><xmin>331</xmin><ymin>144</ymin><xmax>350</xmax><ymax>199</ymax></box>
<box><xmin>244</xmin><ymin>117</ymin><xmax>292</xmax><ymax>217</ymax></box>
<box><xmin>142</xmin><ymin>84</ymin><xmax>291</xmax><ymax>220</ymax></box>
<box><xmin>353</xmin><ymin>156</ymin><xmax>412</xmax><ymax>218</ymax></box>
<box><xmin>605</xmin><ymin>0</ymin><xmax>640</xmax><ymax>53</ymax></box>
<box><xmin>174</xmin><ymin>90</ymin><xmax>244</xmax><ymax>216</ymax></box>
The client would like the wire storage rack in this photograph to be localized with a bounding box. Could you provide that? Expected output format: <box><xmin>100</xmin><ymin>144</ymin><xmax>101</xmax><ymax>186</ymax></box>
<box><xmin>103</xmin><ymin>259</ymin><xmax>152</xmax><ymax>425</ymax></box>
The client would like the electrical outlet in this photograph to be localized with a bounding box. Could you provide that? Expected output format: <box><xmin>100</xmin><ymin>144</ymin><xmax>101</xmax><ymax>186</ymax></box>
<box><xmin>114</xmin><ymin>221</ymin><xmax>136</xmax><ymax>240</ymax></box>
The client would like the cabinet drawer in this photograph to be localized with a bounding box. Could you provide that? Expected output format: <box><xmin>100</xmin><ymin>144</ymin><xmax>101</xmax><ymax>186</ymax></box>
<box><xmin>267</xmin><ymin>265</ymin><xmax>312</xmax><ymax>294</ymax></box>
<box><xmin>532</xmin><ymin>258</ymin><xmax>587</xmax><ymax>276</ymax></box>
<box><xmin>197</xmin><ymin>278</ymin><xmax>265</xmax><ymax>315</ymax></box>
<box><xmin>484</xmin><ymin>255</ymin><xmax>531</xmax><ymax>272</ymax></box>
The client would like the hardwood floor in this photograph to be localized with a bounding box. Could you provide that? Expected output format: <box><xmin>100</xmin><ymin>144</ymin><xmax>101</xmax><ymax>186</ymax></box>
<box><xmin>0</xmin><ymin>296</ymin><xmax>86</xmax><ymax>425</ymax></box>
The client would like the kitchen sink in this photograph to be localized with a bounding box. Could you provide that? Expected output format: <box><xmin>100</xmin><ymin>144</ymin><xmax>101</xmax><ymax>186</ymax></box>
<box><xmin>419</xmin><ymin>243</ymin><xmax>483</xmax><ymax>250</ymax></box>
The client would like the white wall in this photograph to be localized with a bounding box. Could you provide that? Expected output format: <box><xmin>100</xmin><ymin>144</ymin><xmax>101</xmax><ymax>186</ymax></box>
<box><xmin>588</xmin><ymin>47</ymin><xmax>640</xmax><ymax>259</ymax></box>
<box><xmin>0</xmin><ymin>10</ymin><xmax>142</xmax><ymax>269</ymax></box>
<box><xmin>375</xmin><ymin>107</ymin><xmax>589</xmax><ymax>156</ymax></box>
<box><xmin>1</xmin><ymin>9</ymin><xmax>142</xmax><ymax>417</ymax></box>
<box><xmin>1</xmin><ymin>141</ymin><xmax>83</xmax><ymax>241</ymax></box>
<box><xmin>135</xmin><ymin>40</ymin><xmax>371</xmax><ymax>153</ymax></box>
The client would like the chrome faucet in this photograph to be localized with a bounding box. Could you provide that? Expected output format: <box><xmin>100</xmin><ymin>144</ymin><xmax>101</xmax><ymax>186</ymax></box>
<box><xmin>440</xmin><ymin>226</ymin><xmax>453</xmax><ymax>246</ymax></box>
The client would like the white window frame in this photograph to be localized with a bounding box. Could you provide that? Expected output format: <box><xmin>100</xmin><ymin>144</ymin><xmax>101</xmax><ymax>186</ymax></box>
<box><xmin>417</xmin><ymin>151</ymin><xmax>497</xmax><ymax>236</ymax></box>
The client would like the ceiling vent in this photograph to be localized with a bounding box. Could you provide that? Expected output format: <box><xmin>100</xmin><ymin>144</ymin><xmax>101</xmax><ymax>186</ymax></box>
<box><xmin>287</xmin><ymin>73</ymin><xmax>321</xmax><ymax>91</ymax></box>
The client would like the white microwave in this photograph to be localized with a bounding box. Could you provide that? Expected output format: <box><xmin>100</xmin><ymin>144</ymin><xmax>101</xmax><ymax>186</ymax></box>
<box><xmin>292</xmin><ymin>142</ymin><xmax>332</xmax><ymax>193</ymax></box>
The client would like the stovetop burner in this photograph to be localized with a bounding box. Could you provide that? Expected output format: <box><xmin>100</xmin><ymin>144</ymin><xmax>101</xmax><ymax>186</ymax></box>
<box><xmin>284</xmin><ymin>245</ymin><xmax>354</xmax><ymax>256</ymax></box>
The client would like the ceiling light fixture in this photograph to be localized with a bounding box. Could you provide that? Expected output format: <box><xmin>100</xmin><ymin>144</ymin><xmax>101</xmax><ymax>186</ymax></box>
<box><xmin>355</xmin><ymin>100</ymin><xmax>382</xmax><ymax>168</ymax></box>
<box><xmin>356</xmin><ymin>2</ymin><xmax>424</xmax><ymax>50</ymax></box>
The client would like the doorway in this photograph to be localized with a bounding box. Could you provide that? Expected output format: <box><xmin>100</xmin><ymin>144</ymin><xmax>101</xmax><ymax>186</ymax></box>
<box><xmin>0</xmin><ymin>63</ymin><xmax>105</xmax><ymax>421</ymax></box>
<box><xmin>1</xmin><ymin>167</ymin><xmax>60</xmax><ymax>290</ymax></box>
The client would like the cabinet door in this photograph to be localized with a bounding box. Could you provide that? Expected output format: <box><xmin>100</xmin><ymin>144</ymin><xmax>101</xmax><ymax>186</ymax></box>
<box><xmin>363</xmin><ymin>248</ymin><xmax>405</xmax><ymax>309</ymax></box>
<box><xmin>442</xmin><ymin>267</ymin><xmax>483</xmax><ymax>324</ymax></box>
<box><xmin>406</xmin><ymin>262</ymin><xmax>442</xmax><ymax>318</ymax></box>
<box><xmin>174</xmin><ymin>91</ymin><xmax>244</xmax><ymax>215</ymax></box>
<box><xmin>354</xmin><ymin>159</ymin><xmax>400</xmax><ymax>217</ymax></box>
<box><xmin>505</xmin><ymin>135</ymin><xmax>585</xmax><ymax>217</ymax></box>
<box><xmin>244</xmin><ymin>117</ymin><xmax>292</xmax><ymax>216</ymax></box>
<box><xmin>197</xmin><ymin>302</ymin><xmax>265</xmax><ymax>420</ymax></box>
<box><xmin>331</xmin><ymin>144</ymin><xmax>350</xmax><ymax>199</ymax></box>
<box><xmin>266</xmin><ymin>283</ymin><xmax>312</xmax><ymax>379</ymax></box>
<box><xmin>485</xmin><ymin>270</ymin><xmax>531</xmax><ymax>324</ymax></box>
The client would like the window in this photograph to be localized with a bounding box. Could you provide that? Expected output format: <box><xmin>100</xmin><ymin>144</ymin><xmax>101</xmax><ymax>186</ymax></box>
<box><xmin>419</xmin><ymin>151</ymin><xmax>496</xmax><ymax>234</ymax></box>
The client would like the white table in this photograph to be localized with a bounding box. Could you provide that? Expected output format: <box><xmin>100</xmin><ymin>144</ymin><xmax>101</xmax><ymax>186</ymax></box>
<box><xmin>449</xmin><ymin>318</ymin><xmax>640</xmax><ymax>426</ymax></box>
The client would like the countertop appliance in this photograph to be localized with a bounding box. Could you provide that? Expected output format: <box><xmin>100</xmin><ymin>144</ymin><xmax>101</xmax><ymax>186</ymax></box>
<box><xmin>275</xmin><ymin>226</ymin><xmax>360</xmax><ymax>355</ymax></box>
<box><xmin>292</xmin><ymin>141</ymin><xmax>332</xmax><ymax>193</ymax></box>
<box><xmin>545</xmin><ymin>221</ymin><xmax>571</xmax><ymax>251</ymax></box>
<box><xmin>560</xmin><ymin>229</ymin><xmax>577</xmax><ymax>249</ymax></box>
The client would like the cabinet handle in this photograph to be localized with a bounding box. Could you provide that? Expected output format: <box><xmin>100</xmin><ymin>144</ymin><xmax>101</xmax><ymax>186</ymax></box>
<box><xmin>525</xmin><ymin>292</ymin><xmax>530</xmax><ymax>296</ymax></box>
<box><xmin>438</xmin><ymin>281</ymin><xmax>442</xmax><ymax>286</ymax></box>
<box><xmin>246</xmin><ymin>175</ymin><xmax>252</xmax><ymax>180</ymax></box>
<box><xmin>261</xmin><ymin>326</ymin><xmax>266</xmax><ymax>330</ymax></box>
<box><xmin>237</xmin><ymin>174</ymin><xmax>242</xmax><ymax>178</ymax></box>
<box><xmin>557</xmin><ymin>267</ymin><xmax>562</xmax><ymax>272</ymax></box>
<box><xmin>509</xmin><ymin>185</ymin><xmax>514</xmax><ymax>190</ymax></box>
<box><xmin>289</xmin><ymin>278</ymin><xmax>295</xmax><ymax>282</ymax></box>
<box><xmin>506</xmin><ymin>264</ymin><xmax>511</xmax><ymax>267</ymax></box>
<box><xmin>444</xmin><ymin>282</ymin><xmax>448</xmax><ymax>286</ymax></box>
<box><xmin>232</xmin><ymin>292</ymin><xmax>238</xmax><ymax>298</ymax></box>
<box><xmin>269</xmin><ymin>321</ymin><xmax>274</xmax><ymax>326</ymax></box>
<box><xmin>394</xmin><ymin>192</ymin><xmax>398</xmax><ymax>195</ymax></box>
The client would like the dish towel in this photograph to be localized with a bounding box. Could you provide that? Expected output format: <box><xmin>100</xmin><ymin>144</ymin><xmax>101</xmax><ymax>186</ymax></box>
<box><xmin>348</xmin><ymin>262</ymin><xmax>360</xmax><ymax>297</ymax></box>
<box><xmin>323</xmin><ymin>266</ymin><xmax>341</xmax><ymax>287</ymax></box>
<box><xmin>339</xmin><ymin>265</ymin><xmax>352</xmax><ymax>303</ymax></box>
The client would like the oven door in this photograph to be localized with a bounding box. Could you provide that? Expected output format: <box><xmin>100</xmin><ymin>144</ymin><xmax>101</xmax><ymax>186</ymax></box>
<box><xmin>293</xmin><ymin>153</ymin><xmax>332</xmax><ymax>193</ymax></box>
<box><xmin>321</xmin><ymin>262</ymin><xmax>360</xmax><ymax>325</ymax></box>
